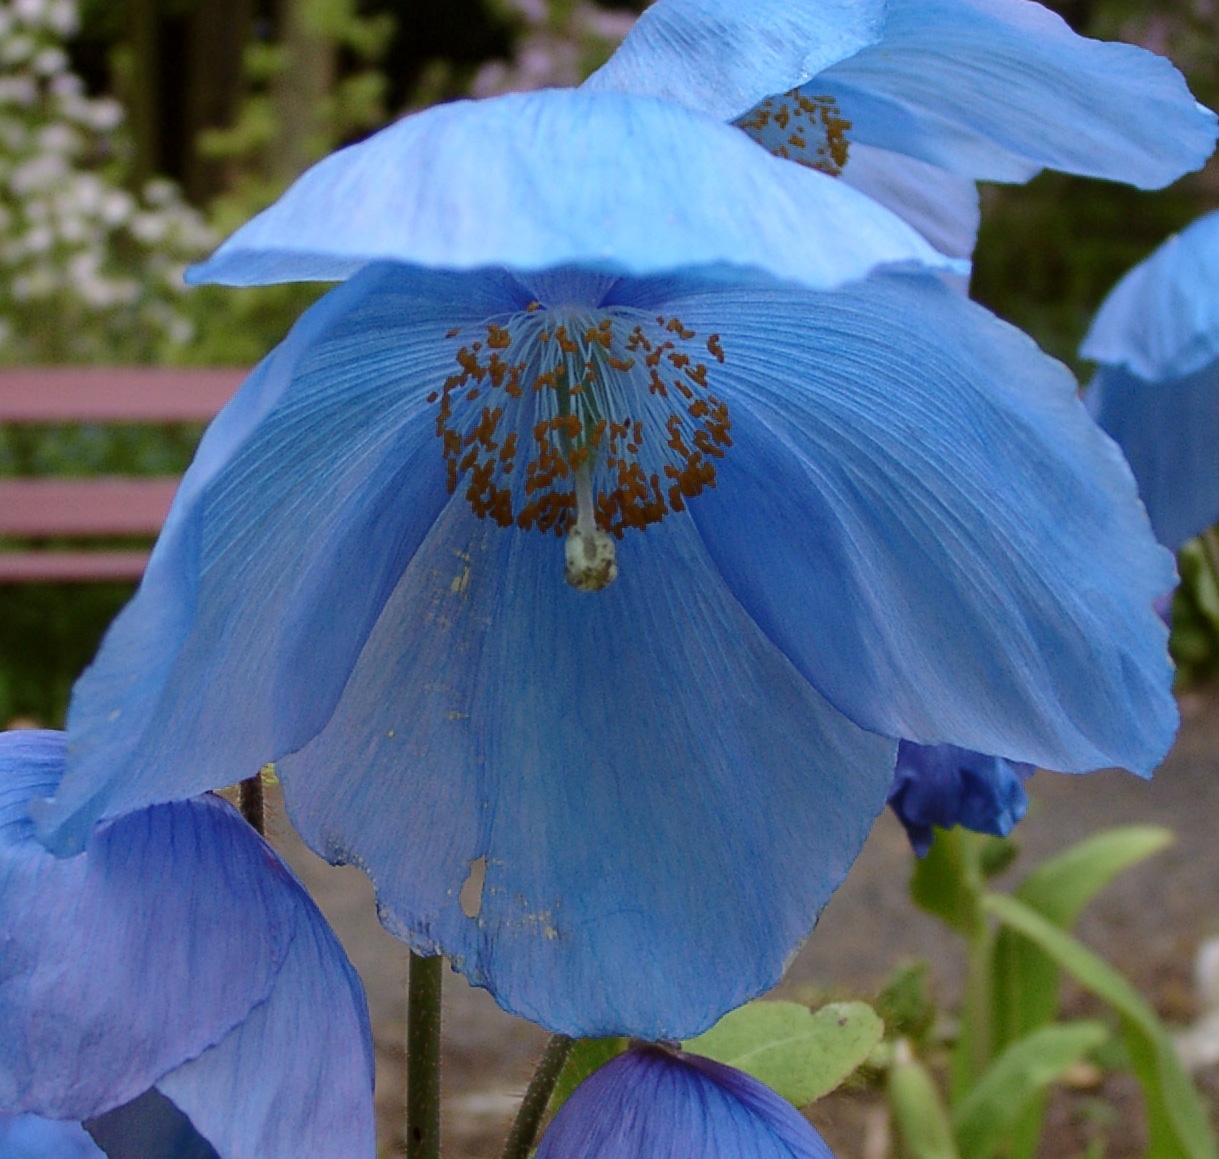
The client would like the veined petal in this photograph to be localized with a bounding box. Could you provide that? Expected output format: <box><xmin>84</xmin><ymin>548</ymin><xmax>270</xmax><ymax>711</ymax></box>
<box><xmin>186</xmin><ymin>89</ymin><xmax>957</xmax><ymax>290</ymax></box>
<box><xmin>889</xmin><ymin>741</ymin><xmax>1032</xmax><ymax>857</ymax></box>
<box><xmin>0</xmin><ymin>732</ymin><xmax>291</xmax><ymax>1120</ymax></box>
<box><xmin>1081</xmin><ymin>211</ymin><xmax>1219</xmax><ymax>382</ymax></box>
<box><xmin>623</xmin><ymin>272</ymin><xmax>1178</xmax><ymax>774</ymax></box>
<box><xmin>581</xmin><ymin>0</ymin><xmax>884</xmax><ymax>122</ymax></box>
<box><xmin>815</xmin><ymin>0</ymin><xmax>1217</xmax><ymax>186</ymax></box>
<box><xmin>1085</xmin><ymin>362</ymin><xmax>1219</xmax><ymax>553</ymax></box>
<box><xmin>535</xmin><ymin>1046</ymin><xmax>836</xmax><ymax>1159</ymax></box>
<box><xmin>0</xmin><ymin>731</ymin><xmax>375</xmax><ymax>1159</ymax></box>
<box><xmin>838</xmin><ymin>144</ymin><xmax>981</xmax><ymax>261</ymax></box>
<box><xmin>279</xmin><ymin>494</ymin><xmax>896</xmax><ymax>1040</ymax></box>
<box><xmin>0</xmin><ymin>1114</ymin><xmax>104</xmax><ymax>1158</ymax></box>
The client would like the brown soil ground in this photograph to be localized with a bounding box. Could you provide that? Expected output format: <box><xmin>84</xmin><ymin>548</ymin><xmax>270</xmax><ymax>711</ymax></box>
<box><xmin>268</xmin><ymin>686</ymin><xmax>1219</xmax><ymax>1159</ymax></box>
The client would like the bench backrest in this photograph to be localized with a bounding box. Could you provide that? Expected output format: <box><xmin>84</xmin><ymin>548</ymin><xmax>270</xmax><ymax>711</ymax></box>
<box><xmin>0</xmin><ymin>368</ymin><xmax>245</xmax><ymax>582</ymax></box>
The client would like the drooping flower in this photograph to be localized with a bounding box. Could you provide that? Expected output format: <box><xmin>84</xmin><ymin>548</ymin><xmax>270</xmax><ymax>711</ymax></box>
<box><xmin>0</xmin><ymin>730</ymin><xmax>375</xmax><ymax>1159</ymax></box>
<box><xmin>535</xmin><ymin>1045</ymin><xmax>835</xmax><ymax>1159</ymax></box>
<box><xmin>31</xmin><ymin>89</ymin><xmax>1177</xmax><ymax>1039</ymax></box>
<box><xmin>586</xmin><ymin>0</ymin><xmax>1218</xmax><ymax>257</ymax></box>
<box><xmin>1081</xmin><ymin>209</ymin><xmax>1219</xmax><ymax>553</ymax></box>
<box><xmin>888</xmin><ymin>741</ymin><xmax>1033</xmax><ymax>857</ymax></box>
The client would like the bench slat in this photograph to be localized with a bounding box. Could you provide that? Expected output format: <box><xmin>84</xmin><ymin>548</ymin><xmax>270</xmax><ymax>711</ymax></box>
<box><xmin>0</xmin><ymin>478</ymin><xmax>179</xmax><ymax>536</ymax></box>
<box><xmin>0</xmin><ymin>368</ymin><xmax>244</xmax><ymax>422</ymax></box>
<box><xmin>0</xmin><ymin>550</ymin><xmax>150</xmax><ymax>582</ymax></box>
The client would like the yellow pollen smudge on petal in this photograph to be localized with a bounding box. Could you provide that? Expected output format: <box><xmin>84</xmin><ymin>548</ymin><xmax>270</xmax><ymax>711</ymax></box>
<box><xmin>736</xmin><ymin>90</ymin><xmax>852</xmax><ymax>177</ymax></box>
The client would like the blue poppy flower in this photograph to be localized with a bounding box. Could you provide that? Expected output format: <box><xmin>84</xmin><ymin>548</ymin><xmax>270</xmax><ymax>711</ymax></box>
<box><xmin>888</xmin><ymin>741</ymin><xmax>1033</xmax><ymax>857</ymax></box>
<box><xmin>1082</xmin><ymin>210</ymin><xmax>1219</xmax><ymax>553</ymax></box>
<box><xmin>0</xmin><ymin>1114</ymin><xmax>105</xmax><ymax>1159</ymax></box>
<box><xmin>0</xmin><ymin>730</ymin><xmax>375</xmax><ymax>1159</ymax></box>
<box><xmin>535</xmin><ymin>1045</ymin><xmax>835</xmax><ymax>1159</ymax></box>
<box><xmin>587</xmin><ymin>0</ymin><xmax>1218</xmax><ymax>257</ymax></box>
<box><xmin>31</xmin><ymin>89</ymin><xmax>1176</xmax><ymax>1039</ymax></box>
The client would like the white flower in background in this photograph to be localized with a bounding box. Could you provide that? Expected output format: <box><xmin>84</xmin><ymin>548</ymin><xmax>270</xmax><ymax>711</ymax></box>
<box><xmin>0</xmin><ymin>0</ymin><xmax>214</xmax><ymax>361</ymax></box>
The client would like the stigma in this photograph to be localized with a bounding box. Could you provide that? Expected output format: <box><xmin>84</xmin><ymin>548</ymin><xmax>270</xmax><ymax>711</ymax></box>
<box><xmin>735</xmin><ymin>91</ymin><xmax>851</xmax><ymax>176</ymax></box>
<box><xmin>429</xmin><ymin>299</ymin><xmax>732</xmax><ymax>591</ymax></box>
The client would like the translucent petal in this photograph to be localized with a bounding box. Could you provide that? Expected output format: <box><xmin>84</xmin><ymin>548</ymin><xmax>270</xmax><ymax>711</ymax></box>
<box><xmin>581</xmin><ymin>0</ymin><xmax>884</xmax><ymax>122</ymax></box>
<box><xmin>815</xmin><ymin>0</ymin><xmax>1216</xmax><ymax>186</ymax></box>
<box><xmin>279</xmin><ymin>496</ymin><xmax>896</xmax><ymax>1040</ymax></box>
<box><xmin>0</xmin><ymin>732</ymin><xmax>291</xmax><ymax>1120</ymax></box>
<box><xmin>1081</xmin><ymin>211</ymin><xmax>1219</xmax><ymax>382</ymax></box>
<box><xmin>1086</xmin><ymin>362</ymin><xmax>1219</xmax><ymax>552</ymax></box>
<box><xmin>535</xmin><ymin>1046</ymin><xmax>836</xmax><ymax>1159</ymax></box>
<box><xmin>631</xmin><ymin>272</ymin><xmax>1178</xmax><ymax>775</ymax></box>
<box><xmin>888</xmin><ymin>741</ymin><xmax>1032</xmax><ymax>857</ymax></box>
<box><xmin>0</xmin><ymin>1113</ymin><xmax>104</xmax><ymax>1159</ymax></box>
<box><xmin>186</xmin><ymin>89</ymin><xmax>957</xmax><ymax>289</ymax></box>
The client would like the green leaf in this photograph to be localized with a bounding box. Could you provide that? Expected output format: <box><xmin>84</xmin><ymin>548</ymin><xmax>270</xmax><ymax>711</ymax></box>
<box><xmin>985</xmin><ymin>894</ymin><xmax>1217</xmax><ymax>1159</ymax></box>
<box><xmin>910</xmin><ymin>827</ymin><xmax>981</xmax><ymax>935</ymax></box>
<box><xmin>1015</xmin><ymin>826</ymin><xmax>1174</xmax><ymax>928</ymax></box>
<box><xmin>686</xmin><ymin>1000</ymin><xmax>883</xmax><ymax>1107</ymax></box>
<box><xmin>546</xmin><ymin>1037</ymin><xmax>628</xmax><ymax>1117</ymax></box>
<box><xmin>888</xmin><ymin>1047</ymin><xmax>960</xmax><ymax>1159</ymax></box>
<box><xmin>952</xmin><ymin>1022</ymin><xmax>1109</xmax><ymax>1159</ymax></box>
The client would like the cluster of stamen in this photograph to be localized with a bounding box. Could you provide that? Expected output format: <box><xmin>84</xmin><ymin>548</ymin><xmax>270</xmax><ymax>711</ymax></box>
<box><xmin>429</xmin><ymin>303</ymin><xmax>732</xmax><ymax>556</ymax></box>
<box><xmin>736</xmin><ymin>91</ymin><xmax>851</xmax><ymax>176</ymax></box>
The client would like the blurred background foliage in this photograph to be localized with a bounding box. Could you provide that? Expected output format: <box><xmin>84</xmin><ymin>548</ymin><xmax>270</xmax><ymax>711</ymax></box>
<box><xmin>0</xmin><ymin>0</ymin><xmax>1217</xmax><ymax>723</ymax></box>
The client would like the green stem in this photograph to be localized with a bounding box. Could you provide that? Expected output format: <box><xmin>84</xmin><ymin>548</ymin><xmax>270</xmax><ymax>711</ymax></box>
<box><xmin>238</xmin><ymin>773</ymin><xmax>265</xmax><ymax>835</ymax></box>
<box><xmin>500</xmin><ymin>1034</ymin><xmax>575</xmax><ymax>1159</ymax></box>
<box><xmin>407</xmin><ymin>952</ymin><xmax>443</xmax><ymax>1159</ymax></box>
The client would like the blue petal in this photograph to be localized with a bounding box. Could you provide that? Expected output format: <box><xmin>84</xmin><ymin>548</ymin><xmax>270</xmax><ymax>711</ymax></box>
<box><xmin>1</xmin><ymin>733</ymin><xmax>375</xmax><ymax>1159</ymax></box>
<box><xmin>84</xmin><ymin>1091</ymin><xmax>218</xmax><ymax>1159</ymax></box>
<box><xmin>186</xmin><ymin>89</ymin><xmax>957</xmax><ymax>289</ymax></box>
<box><xmin>581</xmin><ymin>0</ymin><xmax>884</xmax><ymax>122</ymax></box>
<box><xmin>815</xmin><ymin>0</ymin><xmax>1216</xmax><ymax>186</ymax></box>
<box><xmin>0</xmin><ymin>1114</ymin><xmax>104</xmax><ymax>1159</ymax></box>
<box><xmin>1085</xmin><ymin>362</ymin><xmax>1219</xmax><ymax>552</ymax></box>
<box><xmin>634</xmin><ymin>272</ymin><xmax>1178</xmax><ymax>775</ymax></box>
<box><xmin>1081</xmin><ymin>211</ymin><xmax>1219</xmax><ymax>382</ymax></box>
<box><xmin>888</xmin><ymin>741</ymin><xmax>1033</xmax><ymax>857</ymax></box>
<box><xmin>279</xmin><ymin>495</ymin><xmax>896</xmax><ymax>1040</ymax></box>
<box><xmin>535</xmin><ymin>1046</ymin><xmax>836</xmax><ymax>1159</ymax></box>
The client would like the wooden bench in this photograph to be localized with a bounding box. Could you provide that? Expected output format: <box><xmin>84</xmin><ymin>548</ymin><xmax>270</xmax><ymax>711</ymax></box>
<box><xmin>0</xmin><ymin>368</ymin><xmax>245</xmax><ymax>582</ymax></box>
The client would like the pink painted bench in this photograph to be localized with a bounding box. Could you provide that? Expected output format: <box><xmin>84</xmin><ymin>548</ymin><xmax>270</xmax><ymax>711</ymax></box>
<box><xmin>0</xmin><ymin>368</ymin><xmax>244</xmax><ymax>582</ymax></box>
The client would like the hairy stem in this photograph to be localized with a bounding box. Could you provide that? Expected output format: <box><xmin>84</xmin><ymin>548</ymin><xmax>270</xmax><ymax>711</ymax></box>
<box><xmin>500</xmin><ymin>1034</ymin><xmax>575</xmax><ymax>1159</ymax></box>
<box><xmin>407</xmin><ymin>952</ymin><xmax>443</xmax><ymax>1159</ymax></box>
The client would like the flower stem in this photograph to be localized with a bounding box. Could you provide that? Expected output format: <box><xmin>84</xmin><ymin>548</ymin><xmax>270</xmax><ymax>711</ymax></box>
<box><xmin>1201</xmin><ymin>527</ymin><xmax>1219</xmax><ymax>585</ymax></box>
<box><xmin>500</xmin><ymin>1034</ymin><xmax>574</xmax><ymax>1159</ymax></box>
<box><xmin>238</xmin><ymin>773</ymin><xmax>265</xmax><ymax>835</ymax></box>
<box><xmin>407</xmin><ymin>951</ymin><xmax>443</xmax><ymax>1159</ymax></box>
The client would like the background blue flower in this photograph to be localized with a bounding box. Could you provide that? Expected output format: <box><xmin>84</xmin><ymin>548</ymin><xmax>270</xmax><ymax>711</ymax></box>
<box><xmin>30</xmin><ymin>89</ymin><xmax>1178</xmax><ymax>1040</ymax></box>
<box><xmin>0</xmin><ymin>730</ymin><xmax>375</xmax><ymax>1159</ymax></box>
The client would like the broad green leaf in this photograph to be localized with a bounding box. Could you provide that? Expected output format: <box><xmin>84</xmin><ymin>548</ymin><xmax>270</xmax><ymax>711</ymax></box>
<box><xmin>1016</xmin><ymin>826</ymin><xmax>1173</xmax><ymax>928</ymax></box>
<box><xmin>910</xmin><ymin>827</ymin><xmax>981</xmax><ymax>935</ymax></box>
<box><xmin>687</xmin><ymin>1000</ymin><xmax>883</xmax><ymax>1107</ymax></box>
<box><xmin>546</xmin><ymin>1037</ymin><xmax>628</xmax><ymax>1117</ymax></box>
<box><xmin>888</xmin><ymin>1047</ymin><xmax>960</xmax><ymax>1159</ymax></box>
<box><xmin>986</xmin><ymin>894</ymin><xmax>1217</xmax><ymax>1159</ymax></box>
<box><xmin>952</xmin><ymin>1021</ymin><xmax>1109</xmax><ymax>1159</ymax></box>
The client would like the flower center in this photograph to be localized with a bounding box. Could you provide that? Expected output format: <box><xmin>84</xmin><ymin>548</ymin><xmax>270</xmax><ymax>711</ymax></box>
<box><xmin>735</xmin><ymin>91</ymin><xmax>851</xmax><ymax>177</ymax></box>
<box><xmin>430</xmin><ymin>303</ymin><xmax>732</xmax><ymax>590</ymax></box>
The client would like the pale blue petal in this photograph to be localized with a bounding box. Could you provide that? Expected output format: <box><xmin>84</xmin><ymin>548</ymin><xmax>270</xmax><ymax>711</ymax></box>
<box><xmin>1081</xmin><ymin>211</ymin><xmax>1219</xmax><ymax>382</ymax></box>
<box><xmin>838</xmin><ymin>144</ymin><xmax>980</xmax><ymax>261</ymax></box>
<box><xmin>816</xmin><ymin>0</ymin><xmax>1217</xmax><ymax>186</ymax></box>
<box><xmin>631</xmin><ymin>273</ymin><xmax>1178</xmax><ymax>775</ymax></box>
<box><xmin>535</xmin><ymin>1046</ymin><xmax>836</xmax><ymax>1159</ymax></box>
<box><xmin>0</xmin><ymin>732</ymin><xmax>292</xmax><ymax>1120</ymax></box>
<box><xmin>581</xmin><ymin>0</ymin><xmax>883</xmax><ymax>122</ymax></box>
<box><xmin>279</xmin><ymin>495</ymin><xmax>896</xmax><ymax>1040</ymax></box>
<box><xmin>36</xmin><ymin>267</ymin><xmax>483</xmax><ymax>852</ymax></box>
<box><xmin>186</xmin><ymin>90</ymin><xmax>957</xmax><ymax>290</ymax></box>
<box><xmin>888</xmin><ymin>741</ymin><xmax>1032</xmax><ymax>857</ymax></box>
<box><xmin>1085</xmin><ymin>362</ymin><xmax>1219</xmax><ymax>552</ymax></box>
<box><xmin>0</xmin><ymin>1114</ymin><xmax>104</xmax><ymax>1159</ymax></box>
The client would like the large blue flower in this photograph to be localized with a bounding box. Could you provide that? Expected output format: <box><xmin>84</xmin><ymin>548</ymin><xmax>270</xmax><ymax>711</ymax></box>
<box><xmin>1082</xmin><ymin>210</ymin><xmax>1219</xmax><ymax>553</ymax></box>
<box><xmin>535</xmin><ymin>1045</ymin><xmax>835</xmax><ymax>1159</ymax></box>
<box><xmin>30</xmin><ymin>89</ymin><xmax>1176</xmax><ymax>1039</ymax></box>
<box><xmin>0</xmin><ymin>730</ymin><xmax>375</xmax><ymax>1159</ymax></box>
<box><xmin>587</xmin><ymin>0</ymin><xmax>1218</xmax><ymax>257</ymax></box>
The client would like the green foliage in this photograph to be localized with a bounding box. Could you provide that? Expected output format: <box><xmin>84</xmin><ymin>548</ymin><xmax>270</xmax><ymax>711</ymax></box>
<box><xmin>1173</xmin><ymin>535</ymin><xmax>1219</xmax><ymax>687</ymax></box>
<box><xmin>888</xmin><ymin>1046</ymin><xmax>960</xmax><ymax>1159</ymax></box>
<box><xmin>876</xmin><ymin>961</ymin><xmax>938</xmax><ymax>1045</ymax></box>
<box><xmin>686</xmin><ymin>999</ymin><xmax>884</xmax><ymax>1108</ymax></box>
<box><xmin>545</xmin><ymin>1036</ymin><xmax>628</xmax><ymax>1118</ymax></box>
